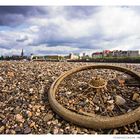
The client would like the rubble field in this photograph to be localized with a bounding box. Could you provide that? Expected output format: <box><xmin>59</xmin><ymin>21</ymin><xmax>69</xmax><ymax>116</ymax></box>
<box><xmin>0</xmin><ymin>61</ymin><xmax>140</xmax><ymax>134</ymax></box>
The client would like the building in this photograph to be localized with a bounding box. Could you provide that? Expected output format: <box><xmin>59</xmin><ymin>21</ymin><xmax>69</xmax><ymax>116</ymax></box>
<box><xmin>127</xmin><ymin>50</ymin><xmax>140</xmax><ymax>57</ymax></box>
<box><xmin>103</xmin><ymin>50</ymin><xmax>111</xmax><ymax>57</ymax></box>
<box><xmin>31</xmin><ymin>55</ymin><xmax>45</xmax><ymax>61</ymax></box>
<box><xmin>44</xmin><ymin>55</ymin><xmax>63</xmax><ymax>61</ymax></box>
<box><xmin>69</xmin><ymin>53</ymin><xmax>79</xmax><ymax>60</ymax></box>
<box><xmin>30</xmin><ymin>55</ymin><xmax>63</xmax><ymax>61</ymax></box>
<box><xmin>92</xmin><ymin>52</ymin><xmax>103</xmax><ymax>58</ymax></box>
<box><xmin>111</xmin><ymin>50</ymin><xmax>140</xmax><ymax>57</ymax></box>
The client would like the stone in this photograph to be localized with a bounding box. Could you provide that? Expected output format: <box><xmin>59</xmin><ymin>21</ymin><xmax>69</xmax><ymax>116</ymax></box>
<box><xmin>136</xmin><ymin>98</ymin><xmax>140</xmax><ymax>103</ymax></box>
<box><xmin>59</xmin><ymin>129</ymin><xmax>64</xmax><ymax>134</ymax></box>
<box><xmin>47</xmin><ymin>121</ymin><xmax>52</xmax><ymax>125</ymax></box>
<box><xmin>107</xmin><ymin>104</ymin><xmax>114</xmax><ymax>111</ymax></box>
<box><xmin>0</xmin><ymin>114</ymin><xmax>5</xmax><ymax>119</ymax></box>
<box><xmin>132</xmin><ymin>93</ymin><xmax>139</xmax><ymax>101</ymax></box>
<box><xmin>0</xmin><ymin>76</ymin><xmax>3</xmax><ymax>81</ymax></box>
<box><xmin>7</xmin><ymin>71</ymin><xmax>14</xmax><ymax>78</ymax></box>
<box><xmin>0</xmin><ymin>126</ymin><xmax>5</xmax><ymax>133</ymax></box>
<box><xmin>43</xmin><ymin>114</ymin><xmax>53</xmax><ymax>122</ymax></box>
<box><xmin>2</xmin><ymin>119</ymin><xmax>7</xmax><ymax>125</ymax></box>
<box><xmin>107</xmin><ymin>100</ymin><xmax>114</xmax><ymax>104</ymax></box>
<box><xmin>113</xmin><ymin>129</ymin><xmax>119</xmax><ymax>134</ymax></box>
<box><xmin>15</xmin><ymin>114</ymin><xmax>24</xmax><ymax>123</ymax></box>
<box><xmin>15</xmin><ymin>126</ymin><xmax>21</xmax><ymax>132</ymax></box>
<box><xmin>79</xmin><ymin>88</ymin><xmax>82</xmax><ymax>91</ymax></box>
<box><xmin>115</xmin><ymin>95</ymin><xmax>126</xmax><ymax>106</ymax></box>
<box><xmin>79</xmin><ymin>101</ymin><xmax>86</xmax><ymax>107</ymax></box>
<box><xmin>127</xmin><ymin>109</ymin><xmax>132</xmax><ymax>112</ymax></box>
<box><xmin>53</xmin><ymin>127</ymin><xmax>59</xmax><ymax>134</ymax></box>
<box><xmin>66</xmin><ymin>91</ymin><xmax>72</xmax><ymax>95</ymax></box>
<box><xmin>6</xmin><ymin>129</ymin><xmax>10</xmax><ymax>134</ymax></box>
<box><xmin>30</xmin><ymin>122</ymin><xmax>36</xmax><ymax>128</ymax></box>
<box><xmin>90</xmin><ymin>130</ymin><xmax>97</xmax><ymax>134</ymax></box>
<box><xmin>26</xmin><ymin>111</ymin><xmax>32</xmax><ymax>118</ymax></box>
<box><xmin>29</xmin><ymin>88</ymin><xmax>34</xmax><ymax>93</ymax></box>
<box><xmin>24</xmin><ymin>127</ymin><xmax>31</xmax><ymax>134</ymax></box>
<box><xmin>103</xmin><ymin>96</ymin><xmax>108</xmax><ymax>102</ymax></box>
<box><xmin>11</xmin><ymin>130</ymin><xmax>16</xmax><ymax>134</ymax></box>
<box><xmin>28</xmin><ymin>104</ymin><xmax>32</xmax><ymax>108</ymax></box>
<box><xmin>65</xmin><ymin>126</ymin><xmax>70</xmax><ymax>130</ymax></box>
<box><xmin>52</xmin><ymin>120</ymin><xmax>58</xmax><ymax>125</ymax></box>
<box><xmin>107</xmin><ymin>96</ymin><xmax>111</xmax><ymax>100</ymax></box>
<box><xmin>36</xmin><ymin>112</ymin><xmax>40</xmax><ymax>116</ymax></box>
<box><xmin>40</xmin><ymin>106</ymin><xmax>45</xmax><ymax>111</ymax></box>
<box><xmin>134</xmin><ymin>123</ymin><xmax>138</xmax><ymax>133</ymax></box>
<box><xmin>95</xmin><ymin>106</ymin><xmax>100</xmax><ymax>111</ymax></box>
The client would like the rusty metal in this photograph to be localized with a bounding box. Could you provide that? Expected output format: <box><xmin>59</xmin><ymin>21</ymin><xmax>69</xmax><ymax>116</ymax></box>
<box><xmin>48</xmin><ymin>65</ymin><xmax>140</xmax><ymax>129</ymax></box>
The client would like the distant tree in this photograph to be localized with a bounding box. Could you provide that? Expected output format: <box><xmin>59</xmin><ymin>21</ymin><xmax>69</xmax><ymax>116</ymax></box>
<box><xmin>1</xmin><ymin>55</ymin><xmax>4</xmax><ymax>60</ymax></box>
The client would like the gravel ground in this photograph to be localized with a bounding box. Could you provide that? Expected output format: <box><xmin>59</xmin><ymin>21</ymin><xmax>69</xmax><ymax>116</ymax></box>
<box><xmin>0</xmin><ymin>61</ymin><xmax>140</xmax><ymax>134</ymax></box>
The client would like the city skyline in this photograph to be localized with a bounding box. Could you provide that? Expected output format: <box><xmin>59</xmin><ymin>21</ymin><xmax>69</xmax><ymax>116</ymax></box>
<box><xmin>0</xmin><ymin>6</ymin><xmax>140</xmax><ymax>56</ymax></box>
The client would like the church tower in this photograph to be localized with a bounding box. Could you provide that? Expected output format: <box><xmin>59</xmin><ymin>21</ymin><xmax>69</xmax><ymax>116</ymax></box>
<box><xmin>21</xmin><ymin>49</ymin><xmax>24</xmax><ymax>57</ymax></box>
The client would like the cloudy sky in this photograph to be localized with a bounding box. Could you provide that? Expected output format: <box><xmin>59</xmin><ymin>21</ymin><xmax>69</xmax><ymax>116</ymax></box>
<box><xmin>0</xmin><ymin>6</ymin><xmax>140</xmax><ymax>56</ymax></box>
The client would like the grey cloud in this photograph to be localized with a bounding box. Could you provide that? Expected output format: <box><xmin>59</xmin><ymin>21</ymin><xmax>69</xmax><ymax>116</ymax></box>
<box><xmin>0</xmin><ymin>45</ymin><xmax>12</xmax><ymax>50</ymax></box>
<box><xmin>0</xmin><ymin>6</ymin><xmax>99</xmax><ymax>26</ymax></box>
<box><xmin>64</xmin><ymin>6</ymin><xmax>100</xmax><ymax>19</ymax></box>
<box><xmin>0</xmin><ymin>6</ymin><xmax>47</xmax><ymax>16</ymax></box>
<box><xmin>0</xmin><ymin>6</ymin><xmax>47</xmax><ymax>26</ymax></box>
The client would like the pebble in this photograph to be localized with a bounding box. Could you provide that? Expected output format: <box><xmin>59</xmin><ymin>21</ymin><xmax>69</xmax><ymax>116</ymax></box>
<box><xmin>134</xmin><ymin>123</ymin><xmax>138</xmax><ymax>133</ymax></box>
<box><xmin>11</xmin><ymin>130</ymin><xmax>16</xmax><ymax>134</ymax></box>
<box><xmin>6</xmin><ymin>129</ymin><xmax>10</xmax><ymax>134</ymax></box>
<box><xmin>15</xmin><ymin>114</ymin><xmax>24</xmax><ymax>123</ymax></box>
<box><xmin>0</xmin><ymin>76</ymin><xmax>3</xmax><ymax>81</ymax></box>
<box><xmin>28</xmin><ymin>104</ymin><xmax>33</xmax><ymax>108</ymax></box>
<box><xmin>47</xmin><ymin>121</ymin><xmax>52</xmax><ymax>125</ymax></box>
<box><xmin>136</xmin><ymin>98</ymin><xmax>140</xmax><ymax>103</ymax></box>
<box><xmin>113</xmin><ymin>129</ymin><xmax>119</xmax><ymax>134</ymax></box>
<box><xmin>59</xmin><ymin>129</ymin><xmax>64</xmax><ymax>134</ymax></box>
<box><xmin>29</xmin><ymin>88</ymin><xmax>34</xmax><ymax>93</ymax></box>
<box><xmin>53</xmin><ymin>127</ymin><xmax>59</xmax><ymax>134</ymax></box>
<box><xmin>30</xmin><ymin>122</ymin><xmax>36</xmax><ymax>128</ymax></box>
<box><xmin>103</xmin><ymin>96</ymin><xmax>108</xmax><ymax>102</ymax></box>
<box><xmin>0</xmin><ymin>126</ymin><xmax>5</xmax><ymax>133</ymax></box>
<box><xmin>40</xmin><ymin>106</ymin><xmax>45</xmax><ymax>111</ymax></box>
<box><xmin>24</xmin><ymin>127</ymin><xmax>31</xmax><ymax>134</ymax></box>
<box><xmin>39</xmin><ymin>88</ymin><xmax>44</xmax><ymax>94</ymax></box>
<box><xmin>107</xmin><ymin>104</ymin><xmax>114</xmax><ymax>111</ymax></box>
<box><xmin>132</xmin><ymin>93</ymin><xmax>139</xmax><ymax>101</ymax></box>
<box><xmin>95</xmin><ymin>106</ymin><xmax>100</xmax><ymax>111</ymax></box>
<box><xmin>66</xmin><ymin>91</ymin><xmax>72</xmax><ymax>95</ymax></box>
<box><xmin>107</xmin><ymin>100</ymin><xmax>114</xmax><ymax>104</ymax></box>
<box><xmin>15</xmin><ymin>126</ymin><xmax>21</xmax><ymax>132</ymax></box>
<box><xmin>127</xmin><ymin>109</ymin><xmax>132</xmax><ymax>112</ymax></box>
<box><xmin>65</xmin><ymin>126</ymin><xmax>70</xmax><ymax>130</ymax></box>
<box><xmin>0</xmin><ymin>114</ymin><xmax>5</xmax><ymax>119</ymax></box>
<box><xmin>115</xmin><ymin>95</ymin><xmax>126</xmax><ymax>106</ymax></box>
<box><xmin>36</xmin><ymin>112</ymin><xmax>40</xmax><ymax>116</ymax></box>
<box><xmin>26</xmin><ymin>111</ymin><xmax>32</xmax><ymax>118</ymax></box>
<box><xmin>90</xmin><ymin>130</ymin><xmax>97</xmax><ymax>134</ymax></box>
<box><xmin>44</xmin><ymin>114</ymin><xmax>53</xmax><ymax>122</ymax></box>
<box><xmin>79</xmin><ymin>101</ymin><xmax>86</xmax><ymax>107</ymax></box>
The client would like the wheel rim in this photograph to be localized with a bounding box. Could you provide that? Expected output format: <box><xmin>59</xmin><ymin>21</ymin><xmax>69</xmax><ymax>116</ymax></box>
<box><xmin>48</xmin><ymin>65</ymin><xmax>140</xmax><ymax>129</ymax></box>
